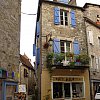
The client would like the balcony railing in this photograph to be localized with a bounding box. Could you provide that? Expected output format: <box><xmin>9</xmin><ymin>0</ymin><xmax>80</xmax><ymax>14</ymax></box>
<box><xmin>46</xmin><ymin>52</ymin><xmax>90</xmax><ymax>70</ymax></box>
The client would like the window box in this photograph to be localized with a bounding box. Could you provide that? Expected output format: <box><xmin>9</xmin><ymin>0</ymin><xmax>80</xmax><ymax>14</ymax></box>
<box><xmin>46</xmin><ymin>52</ymin><xmax>90</xmax><ymax>70</ymax></box>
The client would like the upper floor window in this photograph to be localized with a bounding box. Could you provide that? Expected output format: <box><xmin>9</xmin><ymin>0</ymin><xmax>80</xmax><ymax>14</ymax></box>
<box><xmin>60</xmin><ymin>10</ymin><xmax>68</xmax><ymax>26</ymax></box>
<box><xmin>88</xmin><ymin>31</ymin><xmax>94</xmax><ymax>45</ymax></box>
<box><xmin>60</xmin><ymin>40</ymin><xmax>72</xmax><ymax>53</ymax></box>
<box><xmin>54</xmin><ymin>7</ymin><xmax>76</xmax><ymax>27</ymax></box>
<box><xmin>53</xmin><ymin>38</ymin><xmax>80</xmax><ymax>55</ymax></box>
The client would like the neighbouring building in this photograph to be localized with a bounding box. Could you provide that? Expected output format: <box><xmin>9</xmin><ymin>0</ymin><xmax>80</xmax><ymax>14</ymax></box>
<box><xmin>34</xmin><ymin>0</ymin><xmax>91</xmax><ymax>100</ymax></box>
<box><xmin>84</xmin><ymin>3</ymin><xmax>100</xmax><ymax>100</ymax></box>
<box><xmin>0</xmin><ymin>0</ymin><xmax>21</xmax><ymax>100</ymax></box>
<box><xmin>20</xmin><ymin>54</ymin><xmax>36</xmax><ymax>99</ymax></box>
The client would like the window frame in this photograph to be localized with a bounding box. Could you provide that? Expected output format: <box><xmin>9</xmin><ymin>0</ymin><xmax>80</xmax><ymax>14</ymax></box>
<box><xmin>60</xmin><ymin>40</ymin><xmax>72</xmax><ymax>53</ymax></box>
<box><xmin>60</xmin><ymin>9</ymin><xmax>69</xmax><ymax>26</ymax></box>
<box><xmin>52</xmin><ymin>82</ymin><xmax>85</xmax><ymax>99</ymax></box>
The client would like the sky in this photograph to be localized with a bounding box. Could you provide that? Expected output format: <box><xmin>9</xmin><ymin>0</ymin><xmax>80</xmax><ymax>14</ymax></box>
<box><xmin>20</xmin><ymin>0</ymin><xmax>100</xmax><ymax>65</ymax></box>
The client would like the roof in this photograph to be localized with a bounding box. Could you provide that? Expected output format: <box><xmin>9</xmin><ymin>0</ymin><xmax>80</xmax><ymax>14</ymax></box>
<box><xmin>20</xmin><ymin>54</ymin><xmax>34</xmax><ymax>71</ymax></box>
<box><xmin>83</xmin><ymin>3</ymin><xmax>100</xmax><ymax>8</ymax></box>
<box><xmin>84</xmin><ymin>17</ymin><xmax>100</xmax><ymax>29</ymax></box>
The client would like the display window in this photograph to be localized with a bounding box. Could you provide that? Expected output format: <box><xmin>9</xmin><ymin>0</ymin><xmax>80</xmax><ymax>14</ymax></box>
<box><xmin>52</xmin><ymin>82</ymin><xmax>84</xmax><ymax>99</ymax></box>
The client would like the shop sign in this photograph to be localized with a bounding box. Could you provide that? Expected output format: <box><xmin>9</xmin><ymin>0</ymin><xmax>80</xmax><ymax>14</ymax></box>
<box><xmin>18</xmin><ymin>84</ymin><xmax>26</xmax><ymax>93</ymax></box>
<box><xmin>7</xmin><ymin>72</ymin><xmax>15</xmax><ymax>79</ymax></box>
<box><xmin>52</xmin><ymin>76</ymin><xmax>83</xmax><ymax>82</ymax></box>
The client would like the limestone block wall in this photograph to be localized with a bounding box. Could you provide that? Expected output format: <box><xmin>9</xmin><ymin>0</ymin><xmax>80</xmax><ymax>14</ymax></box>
<box><xmin>41</xmin><ymin>2</ymin><xmax>88</xmax><ymax>65</ymax></box>
<box><xmin>0</xmin><ymin>0</ymin><xmax>21</xmax><ymax>81</ymax></box>
<box><xmin>84</xmin><ymin>5</ymin><xmax>100</xmax><ymax>22</ymax></box>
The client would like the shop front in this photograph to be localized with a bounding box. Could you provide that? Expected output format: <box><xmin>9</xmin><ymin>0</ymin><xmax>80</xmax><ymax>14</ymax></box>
<box><xmin>2</xmin><ymin>80</ymin><xmax>18</xmax><ymax>100</ymax></box>
<box><xmin>52</xmin><ymin>76</ymin><xmax>85</xmax><ymax>100</ymax></box>
<box><xmin>51</xmin><ymin>69</ymin><xmax>91</xmax><ymax>100</ymax></box>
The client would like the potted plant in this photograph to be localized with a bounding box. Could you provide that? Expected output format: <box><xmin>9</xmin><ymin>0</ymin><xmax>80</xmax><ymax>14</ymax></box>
<box><xmin>54</xmin><ymin>53</ymin><xmax>65</xmax><ymax>65</ymax></box>
<box><xmin>79</xmin><ymin>54</ymin><xmax>90</xmax><ymax>65</ymax></box>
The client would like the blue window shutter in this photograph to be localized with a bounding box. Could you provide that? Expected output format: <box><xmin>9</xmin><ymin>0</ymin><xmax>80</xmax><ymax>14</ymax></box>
<box><xmin>73</xmin><ymin>40</ymin><xmax>80</xmax><ymax>55</ymax></box>
<box><xmin>53</xmin><ymin>38</ymin><xmax>60</xmax><ymax>53</ymax></box>
<box><xmin>36</xmin><ymin>21</ymin><xmax>40</xmax><ymax>38</ymax></box>
<box><xmin>59</xmin><ymin>0</ymin><xmax>68</xmax><ymax>4</ymax></box>
<box><xmin>33</xmin><ymin>44</ymin><xmax>36</xmax><ymax>56</ymax></box>
<box><xmin>70</xmin><ymin>10</ymin><xmax>76</xmax><ymax>27</ymax></box>
<box><xmin>54</xmin><ymin>7</ymin><xmax>60</xmax><ymax>25</ymax></box>
<box><xmin>36</xmin><ymin>48</ymin><xmax>40</xmax><ymax>65</ymax></box>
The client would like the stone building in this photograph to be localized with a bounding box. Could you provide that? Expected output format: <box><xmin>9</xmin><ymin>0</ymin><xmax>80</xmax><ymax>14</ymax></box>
<box><xmin>34</xmin><ymin>0</ymin><xmax>91</xmax><ymax>100</ymax></box>
<box><xmin>20</xmin><ymin>54</ymin><xmax>36</xmax><ymax>99</ymax></box>
<box><xmin>0</xmin><ymin>0</ymin><xmax>21</xmax><ymax>100</ymax></box>
<box><xmin>84</xmin><ymin>3</ymin><xmax>100</xmax><ymax>100</ymax></box>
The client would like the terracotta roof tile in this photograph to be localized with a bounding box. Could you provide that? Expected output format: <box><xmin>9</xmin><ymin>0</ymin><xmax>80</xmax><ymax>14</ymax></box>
<box><xmin>20</xmin><ymin>54</ymin><xmax>34</xmax><ymax>71</ymax></box>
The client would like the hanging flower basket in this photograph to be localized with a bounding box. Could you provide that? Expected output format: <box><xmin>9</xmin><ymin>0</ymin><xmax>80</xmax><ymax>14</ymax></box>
<box><xmin>43</xmin><ymin>42</ymin><xmax>49</xmax><ymax>49</ymax></box>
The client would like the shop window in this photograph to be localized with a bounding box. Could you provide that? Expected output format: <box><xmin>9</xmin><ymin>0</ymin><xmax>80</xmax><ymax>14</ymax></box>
<box><xmin>53</xmin><ymin>82</ymin><xmax>84</xmax><ymax>99</ymax></box>
<box><xmin>53</xmin><ymin>82</ymin><xmax>63</xmax><ymax>98</ymax></box>
<box><xmin>72</xmin><ymin>83</ymin><xmax>84</xmax><ymax>98</ymax></box>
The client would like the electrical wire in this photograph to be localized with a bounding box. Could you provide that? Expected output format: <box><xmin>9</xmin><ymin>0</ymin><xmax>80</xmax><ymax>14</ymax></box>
<box><xmin>21</xmin><ymin>12</ymin><xmax>37</xmax><ymax>15</ymax></box>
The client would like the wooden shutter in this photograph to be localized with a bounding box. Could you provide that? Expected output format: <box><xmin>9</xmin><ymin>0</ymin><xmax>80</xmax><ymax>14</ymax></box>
<box><xmin>33</xmin><ymin>44</ymin><xmax>36</xmax><ymax>56</ymax></box>
<box><xmin>54</xmin><ymin>7</ymin><xmax>60</xmax><ymax>25</ymax></box>
<box><xmin>36</xmin><ymin>21</ymin><xmax>40</xmax><ymax>38</ymax></box>
<box><xmin>36</xmin><ymin>48</ymin><xmax>40</xmax><ymax>65</ymax></box>
<box><xmin>73</xmin><ymin>40</ymin><xmax>80</xmax><ymax>55</ymax></box>
<box><xmin>88</xmin><ymin>31</ymin><xmax>94</xmax><ymax>44</ymax></box>
<box><xmin>95</xmin><ymin>57</ymin><xmax>99</xmax><ymax>69</ymax></box>
<box><xmin>70</xmin><ymin>10</ymin><xmax>76</xmax><ymax>27</ymax></box>
<box><xmin>53</xmin><ymin>38</ymin><xmax>61</xmax><ymax>53</ymax></box>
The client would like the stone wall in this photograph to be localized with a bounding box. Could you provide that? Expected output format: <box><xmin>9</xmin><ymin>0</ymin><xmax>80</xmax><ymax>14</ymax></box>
<box><xmin>41</xmin><ymin>2</ymin><xmax>88</xmax><ymax>63</ymax></box>
<box><xmin>0</xmin><ymin>0</ymin><xmax>21</xmax><ymax>81</ymax></box>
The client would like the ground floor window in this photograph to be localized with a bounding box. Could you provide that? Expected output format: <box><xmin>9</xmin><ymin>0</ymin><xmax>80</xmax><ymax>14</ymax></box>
<box><xmin>53</xmin><ymin>82</ymin><xmax>84</xmax><ymax>99</ymax></box>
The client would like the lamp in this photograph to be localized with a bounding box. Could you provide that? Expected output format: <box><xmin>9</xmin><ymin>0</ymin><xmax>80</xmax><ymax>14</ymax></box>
<box><xmin>43</xmin><ymin>33</ymin><xmax>53</xmax><ymax>49</ymax></box>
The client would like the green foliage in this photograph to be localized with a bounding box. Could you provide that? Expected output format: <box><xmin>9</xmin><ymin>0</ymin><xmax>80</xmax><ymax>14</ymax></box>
<box><xmin>79</xmin><ymin>54</ymin><xmax>90</xmax><ymax>65</ymax></box>
<box><xmin>54</xmin><ymin>53</ymin><xmax>65</xmax><ymax>64</ymax></box>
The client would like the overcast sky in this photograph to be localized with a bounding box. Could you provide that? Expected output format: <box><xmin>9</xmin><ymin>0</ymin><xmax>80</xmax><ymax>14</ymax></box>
<box><xmin>20</xmin><ymin>0</ymin><xmax>100</xmax><ymax>65</ymax></box>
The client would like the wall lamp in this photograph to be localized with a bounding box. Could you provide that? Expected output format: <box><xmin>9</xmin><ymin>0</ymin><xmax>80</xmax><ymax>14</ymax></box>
<box><xmin>43</xmin><ymin>33</ymin><xmax>53</xmax><ymax>49</ymax></box>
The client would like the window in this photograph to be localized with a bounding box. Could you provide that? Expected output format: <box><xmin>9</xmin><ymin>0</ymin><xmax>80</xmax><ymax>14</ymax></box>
<box><xmin>54</xmin><ymin>7</ymin><xmax>76</xmax><ymax>27</ymax></box>
<box><xmin>60</xmin><ymin>9</ymin><xmax>68</xmax><ymax>26</ymax></box>
<box><xmin>72</xmin><ymin>83</ymin><xmax>84</xmax><ymax>98</ymax></box>
<box><xmin>60</xmin><ymin>40</ymin><xmax>72</xmax><ymax>53</ymax></box>
<box><xmin>98</xmin><ymin>37</ymin><xmax>100</xmax><ymax>47</ymax></box>
<box><xmin>91</xmin><ymin>55</ymin><xmax>95</xmax><ymax>68</ymax></box>
<box><xmin>53</xmin><ymin>82</ymin><xmax>84</xmax><ymax>99</ymax></box>
<box><xmin>88</xmin><ymin>31</ymin><xmax>94</xmax><ymax>45</ymax></box>
<box><xmin>97</xmin><ymin>15</ymin><xmax>100</xmax><ymax>22</ymax></box>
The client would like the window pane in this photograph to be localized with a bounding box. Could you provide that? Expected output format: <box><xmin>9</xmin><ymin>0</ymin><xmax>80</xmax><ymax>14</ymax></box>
<box><xmin>64</xmin><ymin>83</ymin><xmax>71</xmax><ymax>98</ymax></box>
<box><xmin>66</xmin><ymin>42</ymin><xmax>70</xmax><ymax>52</ymax></box>
<box><xmin>60</xmin><ymin>41</ymin><xmax>65</xmax><ymax>53</ymax></box>
<box><xmin>53</xmin><ymin>82</ymin><xmax>63</xmax><ymax>98</ymax></box>
<box><xmin>72</xmin><ymin>83</ymin><xmax>84</xmax><ymax>98</ymax></box>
